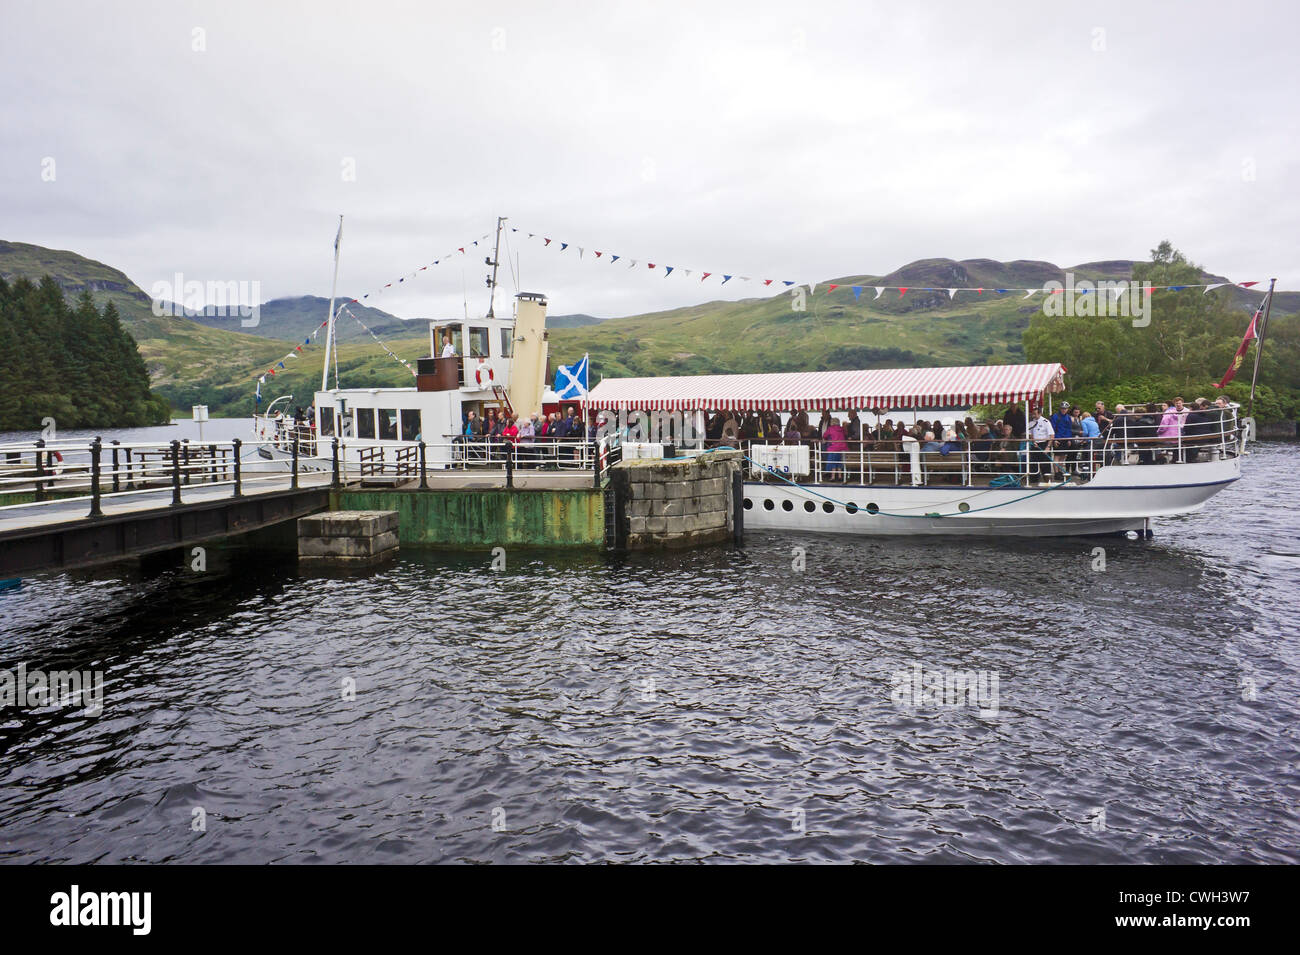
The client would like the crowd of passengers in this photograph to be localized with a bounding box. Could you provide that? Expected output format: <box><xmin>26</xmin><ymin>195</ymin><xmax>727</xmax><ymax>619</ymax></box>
<box><xmin>701</xmin><ymin>396</ymin><xmax>1237</xmax><ymax>481</ymax></box>
<box><xmin>457</xmin><ymin>405</ymin><xmax>598</xmax><ymax>467</ymax></box>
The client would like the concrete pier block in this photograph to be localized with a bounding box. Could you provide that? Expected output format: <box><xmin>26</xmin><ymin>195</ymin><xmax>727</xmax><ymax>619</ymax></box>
<box><xmin>298</xmin><ymin>510</ymin><xmax>399</xmax><ymax>566</ymax></box>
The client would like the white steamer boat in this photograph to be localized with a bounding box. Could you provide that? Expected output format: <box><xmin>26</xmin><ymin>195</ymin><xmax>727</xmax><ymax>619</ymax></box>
<box><xmin>584</xmin><ymin>365</ymin><xmax>1247</xmax><ymax>538</ymax></box>
<box><xmin>251</xmin><ymin>219</ymin><xmax>1251</xmax><ymax>538</ymax></box>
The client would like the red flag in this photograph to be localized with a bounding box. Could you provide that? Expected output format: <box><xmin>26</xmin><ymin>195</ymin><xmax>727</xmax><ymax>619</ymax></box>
<box><xmin>1213</xmin><ymin>310</ymin><xmax>1260</xmax><ymax>388</ymax></box>
<box><xmin>701</xmin><ymin>272</ymin><xmax>711</xmax><ymax>281</ymax></box>
<box><xmin>1239</xmin><ymin>281</ymin><xmax>1258</xmax><ymax>289</ymax></box>
<box><xmin>899</xmin><ymin>287</ymin><xmax>908</xmax><ymax>297</ymax></box>
<box><xmin>763</xmin><ymin>279</ymin><xmax>773</xmax><ymax>286</ymax></box>
<box><xmin>827</xmin><ymin>284</ymin><xmax>839</xmax><ymax>292</ymax></box>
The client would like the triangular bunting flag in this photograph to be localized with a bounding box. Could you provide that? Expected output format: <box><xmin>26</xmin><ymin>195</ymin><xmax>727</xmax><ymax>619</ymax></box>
<box><xmin>1204</xmin><ymin>283</ymin><xmax>1225</xmax><ymax>294</ymax></box>
<box><xmin>782</xmin><ymin>280</ymin><xmax>794</xmax><ymax>287</ymax></box>
<box><xmin>561</xmin><ymin>242</ymin><xmax>568</xmax><ymax>251</ymax></box>
<box><xmin>763</xmin><ymin>279</ymin><xmax>773</xmax><ymax>286</ymax></box>
<box><xmin>899</xmin><ymin>287</ymin><xmax>908</xmax><ymax>297</ymax></box>
<box><xmin>827</xmin><ymin>284</ymin><xmax>839</xmax><ymax>292</ymax></box>
<box><xmin>1024</xmin><ymin>289</ymin><xmax>1037</xmax><ymax>298</ymax></box>
<box><xmin>664</xmin><ymin>267</ymin><xmax>674</xmax><ymax>276</ymax></box>
<box><xmin>544</xmin><ymin>238</ymin><xmax>551</xmax><ymax>246</ymax></box>
<box><xmin>611</xmin><ymin>255</ymin><xmax>620</xmax><ymax>263</ymax></box>
<box><xmin>874</xmin><ymin>287</ymin><xmax>885</xmax><ymax>299</ymax></box>
<box><xmin>947</xmin><ymin>288</ymin><xmax>958</xmax><ymax>299</ymax></box>
<box><xmin>702</xmin><ymin>272</ymin><xmax>711</xmax><ymax>281</ymax></box>
<box><xmin>721</xmin><ymin>275</ymin><xmax>731</xmax><ymax>284</ymax></box>
<box><xmin>852</xmin><ymin>286</ymin><xmax>862</xmax><ymax>300</ymax></box>
<box><xmin>1239</xmin><ymin>281</ymin><xmax>1258</xmax><ymax>288</ymax></box>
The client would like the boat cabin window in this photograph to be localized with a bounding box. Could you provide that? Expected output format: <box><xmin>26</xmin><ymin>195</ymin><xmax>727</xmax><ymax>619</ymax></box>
<box><xmin>319</xmin><ymin>409</ymin><xmax>335</xmax><ymax>437</ymax></box>
<box><xmin>356</xmin><ymin>408</ymin><xmax>376</xmax><ymax>440</ymax></box>
<box><xmin>340</xmin><ymin>411</ymin><xmax>354</xmax><ymax>438</ymax></box>
<box><xmin>500</xmin><ymin>328</ymin><xmax>514</xmax><ymax>359</ymax></box>
<box><xmin>467</xmin><ymin>326</ymin><xmax>490</xmax><ymax>358</ymax></box>
<box><xmin>440</xmin><ymin>326</ymin><xmax>463</xmax><ymax>356</ymax></box>
<box><xmin>378</xmin><ymin>408</ymin><xmax>399</xmax><ymax>441</ymax></box>
<box><xmin>399</xmin><ymin>409</ymin><xmax>421</xmax><ymax>442</ymax></box>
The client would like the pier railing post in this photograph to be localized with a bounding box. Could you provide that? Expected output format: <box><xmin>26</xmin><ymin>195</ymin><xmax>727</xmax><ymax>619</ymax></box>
<box><xmin>232</xmin><ymin>438</ymin><xmax>243</xmax><ymax>497</ymax></box>
<box><xmin>110</xmin><ymin>440</ymin><xmax>121</xmax><ymax>493</ymax></box>
<box><xmin>418</xmin><ymin>441</ymin><xmax>427</xmax><ymax>489</ymax></box>
<box><xmin>291</xmin><ymin>432</ymin><xmax>300</xmax><ymax>490</ymax></box>
<box><xmin>89</xmin><ymin>438</ymin><xmax>104</xmax><ymax>518</ymax></box>
<box><xmin>34</xmin><ymin>438</ymin><xmax>47</xmax><ymax>501</ymax></box>
<box><xmin>593</xmin><ymin>440</ymin><xmax>602</xmax><ymax>489</ymax></box>
<box><xmin>332</xmin><ymin>438</ymin><xmax>341</xmax><ymax>489</ymax></box>
<box><xmin>125</xmin><ymin>446</ymin><xmax>134</xmax><ymax>490</ymax></box>
<box><xmin>505</xmin><ymin>441</ymin><xmax>514</xmax><ymax>489</ymax></box>
<box><xmin>182</xmin><ymin>439</ymin><xmax>191</xmax><ymax>485</ymax></box>
<box><xmin>170</xmin><ymin>439</ymin><xmax>182</xmax><ymax>506</ymax></box>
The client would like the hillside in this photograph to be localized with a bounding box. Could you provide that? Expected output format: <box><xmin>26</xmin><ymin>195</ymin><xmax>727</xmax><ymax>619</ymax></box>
<box><xmin>547</xmin><ymin>259</ymin><xmax>1297</xmax><ymax>382</ymax></box>
<box><xmin>0</xmin><ymin>240</ymin><xmax>314</xmax><ymax>400</ymax></box>
<box><xmin>3</xmin><ymin>240</ymin><xmax>1294</xmax><ymax>419</ymax></box>
<box><xmin>176</xmin><ymin>295</ymin><xmax>422</xmax><ymax>344</ymax></box>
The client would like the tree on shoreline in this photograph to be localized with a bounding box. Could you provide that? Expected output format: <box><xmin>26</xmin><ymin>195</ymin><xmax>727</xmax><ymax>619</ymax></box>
<box><xmin>1023</xmin><ymin>241</ymin><xmax>1299</xmax><ymax>418</ymax></box>
<box><xmin>0</xmin><ymin>275</ymin><xmax>172</xmax><ymax>430</ymax></box>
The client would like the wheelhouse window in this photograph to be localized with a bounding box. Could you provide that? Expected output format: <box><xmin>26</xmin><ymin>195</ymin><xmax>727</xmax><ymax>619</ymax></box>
<box><xmin>356</xmin><ymin>409</ymin><xmax>376</xmax><ymax>439</ymax></box>
<box><xmin>399</xmin><ymin>409</ymin><xmax>421</xmax><ymax>442</ymax></box>
<box><xmin>378</xmin><ymin>408</ymin><xmax>398</xmax><ymax>441</ymax></box>
<box><xmin>467</xmin><ymin>326</ymin><xmax>490</xmax><ymax>358</ymax></box>
<box><xmin>500</xmin><ymin>328</ymin><xmax>514</xmax><ymax>358</ymax></box>
<box><xmin>319</xmin><ymin>409</ymin><xmax>335</xmax><ymax>437</ymax></box>
<box><xmin>340</xmin><ymin>411</ymin><xmax>354</xmax><ymax>438</ymax></box>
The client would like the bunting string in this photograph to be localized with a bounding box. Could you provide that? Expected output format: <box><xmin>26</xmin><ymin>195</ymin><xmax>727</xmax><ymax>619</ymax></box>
<box><xmin>346</xmin><ymin>231</ymin><xmax>492</xmax><ymax>305</ymax></box>
<box><xmin>338</xmin><ymin>303</ymin><xmax>418</xmax><ymax>378</ymax></box>
<box><xmin>511</xmin><ymin>224</ymin><xmax>1275</xmax><ymax>299</ymax></box>
<box><xmin>258</xmin><ymin>319</ymin><xmax>328</xmax><ymax>383</ymax></box>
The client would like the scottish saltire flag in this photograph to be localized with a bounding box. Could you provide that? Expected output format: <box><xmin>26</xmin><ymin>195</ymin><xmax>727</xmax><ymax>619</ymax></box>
<box><xmin>554</xmin><ymin>354</ymin><xmax>589</xmax><ymax>400</ymax></box>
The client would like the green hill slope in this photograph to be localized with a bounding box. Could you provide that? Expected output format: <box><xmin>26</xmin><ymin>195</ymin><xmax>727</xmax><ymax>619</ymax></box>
<box><xmin>4</xmin><ymin>240</ymin><xmax>1293</xmax><ymax>420</ymax></box>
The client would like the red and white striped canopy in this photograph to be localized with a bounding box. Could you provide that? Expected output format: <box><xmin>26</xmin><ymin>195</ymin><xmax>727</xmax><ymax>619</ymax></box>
<box><xmin>587</xmin><ymin>363</ymin><xmax>1066</xmax><ymax>412</ymax></box>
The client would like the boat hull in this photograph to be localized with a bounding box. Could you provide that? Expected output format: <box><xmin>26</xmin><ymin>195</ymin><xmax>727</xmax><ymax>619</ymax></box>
<box><xmin>741</xmin><ymin>457</ymin><xmax>1241</xmax><ymax>537</ymax></box>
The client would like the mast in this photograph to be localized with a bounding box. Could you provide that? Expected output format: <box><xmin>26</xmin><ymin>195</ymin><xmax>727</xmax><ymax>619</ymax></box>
<box><xmin>1247</xmin><ymin>278</ymin><xmax>1276</xmax><ymax>419</ymax></box>
<box><xmin>322</xmin><ymin>215</ymin><xmax>343</xmax><ymax>391</ymax></box>
<box><xmin>485</xmin><ymin>215</ymin><xmax>506</xmax><ymax>318</ymax></box>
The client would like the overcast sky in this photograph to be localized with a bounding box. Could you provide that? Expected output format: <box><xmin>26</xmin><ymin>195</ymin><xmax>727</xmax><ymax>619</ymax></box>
<box><xmin>3</xmin><ymin>0</ymin><xmax>1297</xmax><ymax>327</ymax></box>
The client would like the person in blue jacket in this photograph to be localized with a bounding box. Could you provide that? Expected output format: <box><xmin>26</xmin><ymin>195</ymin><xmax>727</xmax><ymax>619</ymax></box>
<box><xmin>1050</xmin><ymin>402</ymin><xmax>1076</xmax><ymax>466</ymax></box>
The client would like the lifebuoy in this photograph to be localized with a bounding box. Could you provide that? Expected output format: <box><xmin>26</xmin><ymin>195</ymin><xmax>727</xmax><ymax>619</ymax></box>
<box><xmin>50</xmin><ymin>449</ymin><xmax>64</xmax><ymax>476</ymax></box>
<box><xmin>475</xmin><ymin>364</ymin><xmax>495</xmax><ymax>386</ymax></box>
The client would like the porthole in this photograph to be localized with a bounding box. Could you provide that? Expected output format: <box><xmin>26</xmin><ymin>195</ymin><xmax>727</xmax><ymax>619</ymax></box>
<box><xmin>743</xmin><ymin>498</ymin><xmax>753</xmax><ymax>510</ymax></box>
<box><xmin>866</xmin><ymin>502</ymin><xmax>880</xmax><ymax>515</ymax></box>
<box><xmin>763</xmin><ymin>499</ymin><xmax>775</xmax><ymax>510</ymax></box>
<box><xmin>822</xmin><ymin>502</ymin><xmax>835</xmax><ymax>513</ymax></box>
<box><xmin>804</xmin><ymin>501</ymin><xmax>816</xmax><ymax>513</ymax></box>
<box><xmin>958</xmin><ymin>501</ymin><xmax>971</xmax><ymax>513</ymax></box>
<box><xmin>846</xmin><ymin>502</ymin><xmax>859</xmax><ymax>514</ymax></box>
<box><xmin>782</xmin><ymin>499</ymin><xmax>793</xmax><ymax>511</ymax></box>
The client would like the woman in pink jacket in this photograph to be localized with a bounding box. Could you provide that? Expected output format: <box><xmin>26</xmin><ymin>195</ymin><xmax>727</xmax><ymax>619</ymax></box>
<box><xmin>822</xmin><ymin>419</ymin><xmax>848</xmax><ymax>481</ymax></box>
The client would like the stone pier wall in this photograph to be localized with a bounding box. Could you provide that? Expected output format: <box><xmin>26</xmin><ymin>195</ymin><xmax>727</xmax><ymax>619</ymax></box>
<box><xmin>610</xmin><ymin>449</ymin><xmax>740</xmax><ymax>550</ymax></box>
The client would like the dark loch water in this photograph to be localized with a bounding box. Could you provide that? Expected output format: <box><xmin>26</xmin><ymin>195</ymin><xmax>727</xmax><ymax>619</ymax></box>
<box><xmin>1</xmin><ymin>439</ymin><xmax>1297</xmax><ymax>864</ymax></box>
